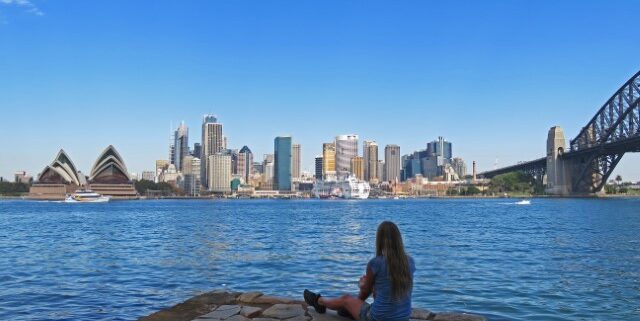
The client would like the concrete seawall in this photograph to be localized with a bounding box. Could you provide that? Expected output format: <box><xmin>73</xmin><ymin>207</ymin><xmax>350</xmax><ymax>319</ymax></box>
<box><xmin>139</xmin><ymin>290</ymin><xmax>486</xmax><ymax>321</ymax></box>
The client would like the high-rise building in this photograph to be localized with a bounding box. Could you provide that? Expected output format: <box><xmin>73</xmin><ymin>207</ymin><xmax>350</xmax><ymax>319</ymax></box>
<box><xmin>173</xmin><ymin>122</ymin><xmax>189</xmax><ymax>172</ymax></box>
<box><xmin>263</xmin><ymin>154</ymin><xmax>274</xmax><ymax>188</ymax></box>
<box><xmin>274</xmin><ymin>136</ymin><xmax>292</xmax><ymax>191</ymax></box>
<box><xmin>322</xmin><ymin>142</ymin><xmax>336</xmax><ymax>178</ymax></box>
<box><xmin>181</xmin><ymin>156</ymin><xmax>201</xmax><ymax>196</ymax></box>
<box><xmin>363</xmin><ymin>141</ymin><xmax>378</xmax><ymax>182</ymax></box>
<box><xmin>237</xmin><ymin>146</ymin><xmax>253</xmax><ymax>183</ymax></box>
<box><xmin>350</xmin><ymin>156</ymin><xmax>364</xmax><ymax>180</ymax></box>
<box><xmin>201</xmin><ymin>115</ymin><xmax>224</xmax><ymax>189</ymax></box>
<box><xmin>155</xmin><ymin>159</ymin><xmax>169</xmax><ymax>182</ymax></box>
<box><xmin>315</xmin><ymin>156</ymin><xmax>323</xmax><ymax>180</ymax></box>
<box><xmin>208</xmin><ymin>153</ymin><xmax>231</xmax><ymax>193</ymax></box>
<box><xmin>378</xmin><ymin>160</ymin><xmax>386</xmax><ymax>182</ymax></box>
<box><xmin>192</xmin><ymin>143</ymin><xmax>202</xmax><ymax>159</ymax></box>
<box><xmin>385</xmin><ymin>144</ymin><xmax>401</xmax><ymax>182</ymax></box>
<box><xmin>141</xmin><ymin>171</ymin><xmax>155</xmax><ymax>181</ymax></box>
<box><xmin>292</xmin><ymin>143</ymin><xmax>301</xmax><ymax>181</ymax></box>
<box><xmin>452</xmin><ymin>157</ymin><xmax>467</xmax><ymax>178</ymax></box>
<box><xmin>427</xmin><ymin>136</ymin><xmax>453</xmax><ymax>160</ymax></box>
<box><xmin>335</xmin><ymin>134</ymin><xmax>358</xmax><ymax>179</ymax></box>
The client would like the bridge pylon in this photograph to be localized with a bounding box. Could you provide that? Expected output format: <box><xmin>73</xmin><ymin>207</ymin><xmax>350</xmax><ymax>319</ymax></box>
<box><xmin>545</xmin><ymin>126</ymin><xmax>572</xmax><ymax>195</ymax></box>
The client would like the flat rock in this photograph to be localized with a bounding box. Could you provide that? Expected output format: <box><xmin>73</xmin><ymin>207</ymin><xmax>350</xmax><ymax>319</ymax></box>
<box><xmin>411</xmin><ymin>308</ymin><xmax>435</xmax><ymax>320</ymax></box>
<box><xmin>433</xmin><ymin>312</ymin><xmax>486</xmax><ymax>321</ymax></box>
<box><xmin>225</xmin><ymin>315</ymin><xmax>249</xmax><ymax>321</ymax></box>
<box><xmin>238</xmin><ymin>292</ymin><xmax>264</xmax><ymax>303</ymax></box>
<box><xmin>200</xmin><ymin>305</ymin><xmax>241</xmax><ymax>319</ymax></box>
<box><xmin>252</xmin><ymin>319</ymin><xmax>280</xmax><ymax>321</ymax></box>
<box><xmin>262</xmin><ymin>304</ymin><xmax>306</xmax><ymax>319</ymax></box>
<box><xmin>285</xmin><ymin>316</ymin><xmax>311</xmax><ymax>321</ymax></box>
<box><xmin>307</xmin><ymin>309</ymin><xmax>352</xmax><ymax>321</ymax></box>
<box><xmin>252</xmin><ymin>296</ymin><xmax>296</xmax><ymax>305</ymax></box>
<box><xmin>239</xmin><ymin>306</ymin><xmax>263</xmax><ymax>318</ymax></box>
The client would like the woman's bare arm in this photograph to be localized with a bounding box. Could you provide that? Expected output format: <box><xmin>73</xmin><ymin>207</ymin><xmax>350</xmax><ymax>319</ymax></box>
<box><xmin>358</xmin><ymin>265</ymin><xmax>375</xmax><ymax>300</ymax></box>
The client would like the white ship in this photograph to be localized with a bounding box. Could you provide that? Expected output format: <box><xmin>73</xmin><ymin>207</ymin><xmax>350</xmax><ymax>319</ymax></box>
<box><xmin>312</xmin><ymin>176</ymin><xmax>371</xmax><ymax>199</ymax></box>
<box><xmin>65</xmin><ymin>190</ymin><xmax>110</xmax><ymax>203</ymax></box>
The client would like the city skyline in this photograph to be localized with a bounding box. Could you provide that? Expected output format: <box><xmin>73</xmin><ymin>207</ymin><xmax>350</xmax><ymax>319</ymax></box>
<box><xmin>1</xmin><ymin>1</ymin><xmax>640</xmax><ymax>181</ymax></box>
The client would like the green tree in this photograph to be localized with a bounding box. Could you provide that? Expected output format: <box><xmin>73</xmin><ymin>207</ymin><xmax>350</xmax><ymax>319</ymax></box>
<box><xmin>488</xmin><ymin>171</ymin><xmax>536</xmax><ymax>195</ymax></box>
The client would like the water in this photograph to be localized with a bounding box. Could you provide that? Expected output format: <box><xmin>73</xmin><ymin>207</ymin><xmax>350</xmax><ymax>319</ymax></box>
<box><xmin>1</xmin><ymin>199</ymin><xmax>639</xmax><ymax>321</ymax></box>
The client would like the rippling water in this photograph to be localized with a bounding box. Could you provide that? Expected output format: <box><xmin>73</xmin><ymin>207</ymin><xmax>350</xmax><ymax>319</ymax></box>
<box><xmin>1</xmin><ymin>199</ymin><xmax>639</xmax><ymax>320</ymax></box>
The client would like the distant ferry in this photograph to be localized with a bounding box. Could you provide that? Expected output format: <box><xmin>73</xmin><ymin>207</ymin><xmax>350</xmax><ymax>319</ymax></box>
<box><xmin>65</xmin><ymin>190</ymin><xmax>110</xmax><ymax>203</ymax></box>
<box><xmin>312</xmin><ymin>176</ymin><xmax>371</xmax><ymax>199</ymax></box>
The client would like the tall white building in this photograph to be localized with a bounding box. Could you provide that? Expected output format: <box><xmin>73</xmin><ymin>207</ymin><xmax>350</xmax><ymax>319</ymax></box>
<box><xmin>335</xmin><ymin>134</ymin><xmax>358</xmax><ymax>179</ymax></box>
<box><xmin>173</xmin><ymin>122</ymin><xmax>189</xmax><ymax>172</ymax></box>
<box><xmin>208</xmin><ymin>153</ymin><xmax>231</xmax><ymax>193</ymax></box>
<box><xmin>292</xmin><ymin>143</ymin><xmax>301</xmax><ymax>181</ymax></box>
<box><xmin>201</xmin><ymin>115</ymin><xmax>223</xmax><ymax>189</ymax></box>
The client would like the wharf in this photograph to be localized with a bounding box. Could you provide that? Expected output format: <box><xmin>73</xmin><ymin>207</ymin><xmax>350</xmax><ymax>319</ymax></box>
<box><xmin>139</xmin><ymin>290</ymin><xmax>486</xmax><ymax>321</ymax></box>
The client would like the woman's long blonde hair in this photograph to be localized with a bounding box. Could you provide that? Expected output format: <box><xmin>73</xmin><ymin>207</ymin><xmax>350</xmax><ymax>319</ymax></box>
<box><xmin>376</xmin><ymin>221</ymin><xmax>412</xmax><ymax>301</ymax></box>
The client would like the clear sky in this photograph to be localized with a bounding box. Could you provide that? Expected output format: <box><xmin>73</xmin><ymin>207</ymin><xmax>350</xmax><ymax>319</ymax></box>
<box><xmin>1</xmin><ymin>0</ymin><xmax>639</xmax><ymax>181</ymax></box>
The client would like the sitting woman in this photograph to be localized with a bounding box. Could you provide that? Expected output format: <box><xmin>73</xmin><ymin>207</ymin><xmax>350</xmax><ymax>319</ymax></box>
<box><xmin>304</xmin><ymin>221</ymin><xmax>416</xmax><ymax>321</ymax></box>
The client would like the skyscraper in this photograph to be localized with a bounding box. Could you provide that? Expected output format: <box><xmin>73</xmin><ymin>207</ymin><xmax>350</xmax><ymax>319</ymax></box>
<box><xmin>350</xmin><ymin>156</ymin><xmax>364</xmax><ymax>180</ymax></box>
<box><xmin>315</xmin><ymin>156</ymin><xmax>323</xmax><ymax>180</ymax></box>
<box><xmin>378</xmin><ymin>160</ymin><xmax>386</xmax><ymax>182</ymax></box>
<box><xmin>452</xmin><ymin>157</ymin><xmax>467</xmax><ymax>178</ymax></box>
<box><xmin>292</xmin><ymin>143</ymin><xmax>301</xmax><ymax>181</ymax></box>
<box><xmin>201</xmin><ymin>114</ymin><xmax>223</xmax><ymax>190</ymax></box>
<box><xmin>385</xmin><ymin>144</ymin><xmax>401</xmax><ymax>182</ymax></box>
<box><xmin>322</xmin><ymin>142</ymin><xmax>336</xmax><ymax>178</ymax></box>
<box><xmin>263</xmin><ymin>154</ymin><xmax>274</xmax><ymax>189</ymax></box>
<box><xmin>363</xmin><ymin>141</ymin><xmax>379</xmax><ymax>182</ymax></box>
<box><xmin>192</xmin><ymin>143</ymin><xmax>202</xmax><ymax>159</ymax></box>
<box><xmin>274</xmin><ymin>136</ymin><xmax>292</xmax><ymax>191</ymax></box>
<box><xmin>238</xmin><ymin>146</ymin><xmax>253</xmax><ymax>183</ymax></box>
<box><xmin>208</xmin><ymin>153</ymin><xmax>231</xmax><ymax>193</ymax></box>
<box><xmin>335</xmin><ymin>134</ymin><xmax>358</xmax><ymax>179</ymax></box>
<box><xmin>427</xmin><ymin>136</ymin><xmax>453</xmax><ymax>160</ymax></box>
<box><xmin>173</xmin><ymin>122</ymin><xmax>189</xmax><ymax>172</ymax></box>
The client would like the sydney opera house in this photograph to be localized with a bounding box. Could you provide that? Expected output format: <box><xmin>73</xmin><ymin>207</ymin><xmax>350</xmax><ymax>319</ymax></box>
<box><xmin>28</xmin><ymin>145</ymin><xmax>138</xmax><ymax>200</ymax></box>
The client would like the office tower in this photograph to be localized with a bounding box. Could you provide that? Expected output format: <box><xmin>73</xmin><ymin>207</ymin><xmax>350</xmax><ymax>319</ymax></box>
<box><xmin>201</xmin><ymin>114</ymin><xmax>223</xmax><ymax>189</ymax></box>
<box><xmin>192</xmin><ymin>143</ymin><xmax>202</xmax><ymax>159</ymax></box>
<box><xmin>292</xmin><ymin>143</ymin><xmax>301</xmax><ymax>180</ymax></box>
<box><xmin>172</xmin><ymin>122</ymin><xmax>189</xmax><ymax>172</ymax></box>
<box><xmin>238</xmin><ymin>146</ymin><xmax>253</xmax><ymax>183</ymax></box>
<box><xmin>452</xmin><ymin>157</ymin><xmax>467</xmax><ymax>178</ymax></box>
<box><xmin>315</xmin><ymin>156</ymin><xmax>323</xmax><ymax>180</ymax></box>
<box><xmin>350</xmin><ymin>156</ymin><xmax>364</xmax><ymax>180</ymax></box>
<box><xmin>427</xmin><ymin>136</ymin><xmax>453</xmax><ymax>160</ymax></box>
<box><xmin>385</xmin><ymin>144</ymin><xmax>401</xmax><ymax>182</ymax></box>
<box><xmin>363</xmin><ymin>141</ymin><xmax>378</xmax><ymax>182</ymax></box>
<box><xmin>322</xmin><ymin>142</ymin><xmax>336</xmax><ymax>178</ymax></box>
<box><xmin>182</xmin><ymin>155</ymin><xmax>195</xmax><ymax>175</ymax></box>
<box><xmin>378</xmin><ymin>160</ymin><xmax>386</xmax><ymax>182</ymax></box>
<box><xmin>274</xmin><ymin>136</ymin><xmax>292</xmax><ymax>191</ymax></box>
<box><xmin>141</xmin><ymin>171</ymin><xmax>155</xmax><ymax>181</ymax></box>
<box><xmin>208</xmin><ymin>153</ymin><xmax>231</xmax><ymax>193</ymax></box>
<box><xmin>335</xmin><ymin>134</ymin><xmax>358</xmax><ymax>179</ymax></box>
<box><xmin>262</xmin><ymin>154</ymin><xmax>274</xmax><ymax>188</ymax></box>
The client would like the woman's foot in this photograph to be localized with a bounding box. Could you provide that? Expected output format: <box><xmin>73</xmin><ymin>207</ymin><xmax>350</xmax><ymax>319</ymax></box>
<box><xmin>303</xmin><ymin>289</ymin><xmax>327</xmax><ymax>313</ymax></box>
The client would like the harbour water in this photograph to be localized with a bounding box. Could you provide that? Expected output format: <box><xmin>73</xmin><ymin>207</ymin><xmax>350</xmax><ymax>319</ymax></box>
<box><xmin>1</xmin><ymin>199</ymin><xmax>639</xmax><ymax>321</ymax></box>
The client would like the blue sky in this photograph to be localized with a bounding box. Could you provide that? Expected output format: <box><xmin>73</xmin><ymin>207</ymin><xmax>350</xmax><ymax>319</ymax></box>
<box><xmin>1</xmin><ymin>0</ymin><xmax>639</xmax><ymax>181</ymax></box>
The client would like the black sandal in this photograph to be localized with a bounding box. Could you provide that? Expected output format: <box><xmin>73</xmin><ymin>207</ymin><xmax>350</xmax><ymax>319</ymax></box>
<box><xmin>303</xmin><ymin>289</ymin><xmax>327</xmax><ymax>313</ymax></box>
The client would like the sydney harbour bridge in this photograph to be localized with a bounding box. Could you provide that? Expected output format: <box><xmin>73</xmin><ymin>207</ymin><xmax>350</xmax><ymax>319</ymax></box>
<box><xmin>480</xmin><ymin>70</ymin><xmax>640</xmax><ymax>196</ymax></box>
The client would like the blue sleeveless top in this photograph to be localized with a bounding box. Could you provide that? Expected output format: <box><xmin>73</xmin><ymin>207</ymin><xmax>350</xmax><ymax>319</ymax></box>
<box><xmin>368</xmin><ymin>255</ymin><xmax>416</xmax><ymax>321</ymax></box>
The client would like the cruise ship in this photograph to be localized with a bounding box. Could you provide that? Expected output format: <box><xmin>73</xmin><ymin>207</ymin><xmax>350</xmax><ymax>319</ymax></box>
<box><xmin>312</xmin><ymin>175</ymin><xmax>371</xmax><ymax>199</ymax></box>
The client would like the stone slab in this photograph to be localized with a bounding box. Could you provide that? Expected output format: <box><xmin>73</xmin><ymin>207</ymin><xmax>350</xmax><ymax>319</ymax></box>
<box><xmin>225</xmin><ymin>315</ymin><xmax>249</xmax><ymax>321</ymax></box>
<box><xmin>411</xmin><ymin>308</ymin><xmax>435</xmax><ymax>320</ymax></box>
<box><xmin>200</xmin><ymin>305</ymin><xmax>241</xmax><ymax>319</ymax></box>
<box><xmin>433</xmin><ymin>312</ymin><xmax>486</xmax><ymax>321</ymax></box>
<box><xmin>262</xmin><ymin>304</ymin><xmax>306</xmax><ymax>319</ymax></box>
<box><xmin>252</xmin><ymin>318</ymin><xmax>280</xmax><ymax>321</ymax></box>
<box><xmin>238</xmin><ymin>292</ymin><xmax>264</xmax><ymax>303</ymax></box>
<box><xmin>252</xmin><ymin>296</ymin><xmax>296</xmax><ymax>305</ymax></box>
<box><xmin>240</xmin><ymin>306</ymin><xmax>263</xmax><ymax>318</ymax></box>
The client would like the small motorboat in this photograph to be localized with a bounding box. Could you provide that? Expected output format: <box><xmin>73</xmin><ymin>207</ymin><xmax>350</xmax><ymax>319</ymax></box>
<box><xmin>65</xmin><ymin>190</ymin><xmax>110</xmax><ymax>203</ymax></box>
<box><xmin>515</xmin><ymin>199</ymin><xmax>531</xmax><ymax>205</ymax></box>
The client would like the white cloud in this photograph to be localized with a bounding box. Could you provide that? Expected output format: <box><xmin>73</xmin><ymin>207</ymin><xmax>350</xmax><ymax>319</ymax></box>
<box><xmin>0</xmin><ymin>0</ymin><xmax>44</xmax><ymax>16</ymax></box>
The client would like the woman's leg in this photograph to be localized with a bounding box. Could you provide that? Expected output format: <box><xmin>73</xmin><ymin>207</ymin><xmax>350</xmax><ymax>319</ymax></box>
<box><xmin>319</xmin><ymin>294</ymin><xmax>364</xmax><ymax>321</ymax></box>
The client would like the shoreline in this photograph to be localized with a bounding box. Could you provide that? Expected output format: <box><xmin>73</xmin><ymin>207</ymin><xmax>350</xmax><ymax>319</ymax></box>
<box><xmin>139</xmin><ymin>290</ymin><xmax>486</xmax><ymax>321</ymax></box>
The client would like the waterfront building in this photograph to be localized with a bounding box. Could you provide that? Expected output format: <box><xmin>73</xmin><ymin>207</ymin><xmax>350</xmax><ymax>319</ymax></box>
<box><xmin>141</xmin><ymin>171</ymin><xmax>155</xmax><ymax>181</ymax></box>
<box><xmin>322</xmin><ymin>142</ymin><xmax>336</xmax><ymax>178</ymax></box>
<box><xmin>173</xmin><ymin>122</ymin><xmax>189</xmax><ymax>172</ymax></box>
<box><xmin>315</xmin><ymin>156</ymin><xmax>323</xmax><ymax>180</ymax></box>
<box><xmin>201</xmin><ymin>114</ymin><xmax>224</xmax><ymax>190</ymax></box>
<box><xmin>30</xmin><ymin>149</ymin><xmax>84</xmax><ymax>200</ymax></box>
<box><xmin>237</xmin><ymin>146</ymin><xmax>254</xmax><ymax>183</ymax></box>
<box><xmin>274</xmin><ymin>136</ymin><xmax>292</xmax><ymax>191</ymax></box>
<box><xmin>208</xmin><ymin>153</ymin><xmax>232</xmax><ymax>193</ymax></box>
<box><xmin>427</xmin><ymin>136</ymin><xmax>453</xmax><ymax>160</ymax></box>
<box><xmin>181</xmin><ymin>156</ymin><xmax>202</xmax><ymax>196</ymax></box>
<box><xmin>335</xmin><ymin>134</ymin><xmax>358</xmax><ymax>179</ymax></box>
<box><xmin>363</xmin><ymin>141</ymin><xmax>378</xmax><ymax>182</ymax></box>
<box><xmin>385</xmin><ymin>144</ymin><xmax>401</xmax><ymax>183</ymax></box>
<box><xmin>292</xmin><ymin>143</ymin><xmax>301</xmax><ymax>181</ymax></box>
<box><xmin>14</xmin><ymin>171</ymin><xmax>33</xmax><ymax>184</ymax></box>
<box><xmin>86</xmin><ymin>145</ymin><xmax>138</xmax><ymax>199</ymax></box>
<box><xmin>452</xmin><ymin>157</ymin><xmax>467</xmax><ymax>178</ymax></box>
<box><xmin>350</xmin><ymin>156</ymin><xmax>364</xmax><ymax>180</ymax></box>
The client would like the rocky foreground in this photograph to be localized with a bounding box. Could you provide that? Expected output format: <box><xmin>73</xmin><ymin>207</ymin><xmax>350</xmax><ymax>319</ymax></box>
<box><xmin>139</xmin><ymin>290</ymin><xmax>486</xmax><ymax>321</ymax></box>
